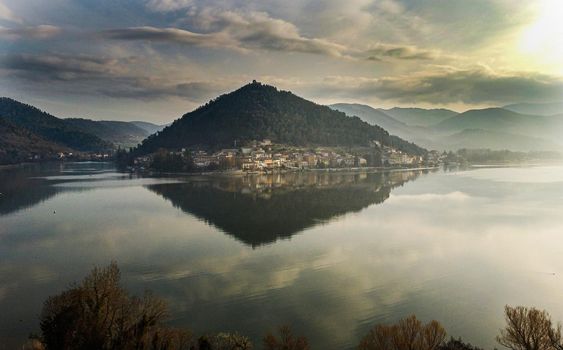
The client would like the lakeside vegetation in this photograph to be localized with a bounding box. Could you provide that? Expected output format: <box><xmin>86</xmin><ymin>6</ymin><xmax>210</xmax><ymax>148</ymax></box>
<box><xmin>24</xmin><ymin>263</ymin><xmax>563</xmax><ymax>350</ymax></box>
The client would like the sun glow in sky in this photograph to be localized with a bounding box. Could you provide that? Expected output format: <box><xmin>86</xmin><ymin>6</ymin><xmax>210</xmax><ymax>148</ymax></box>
<box><xmin>519</xmin><ymin>0</ymin><xmax>563</xmax><ymax>75</ymax></box>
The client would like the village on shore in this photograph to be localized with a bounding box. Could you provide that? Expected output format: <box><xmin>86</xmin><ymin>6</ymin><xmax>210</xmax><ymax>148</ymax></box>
<box><xmin>129</xmin><ymin>139</ymin><xmax>445</xmax><ymax>173</ymax></box>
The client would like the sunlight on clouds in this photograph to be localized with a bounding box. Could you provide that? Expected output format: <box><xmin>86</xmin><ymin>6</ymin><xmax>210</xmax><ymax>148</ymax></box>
<box><xmin>519</xmin><ymin>0</ymin><xmax>563</xmax><ymax>75</ymax></box>
<box><xmin>0</xmin><ymin>1</ymin><xmax>22</xmax><ymax>23</ymax></box>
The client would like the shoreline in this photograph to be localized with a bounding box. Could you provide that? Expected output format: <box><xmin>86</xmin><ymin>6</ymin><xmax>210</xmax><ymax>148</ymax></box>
<box><xmin>0</xmin><ymin>159</ymin><xmax>113</xmax><ymax>170</ymax></box>
<box><xmin>469</xmin><ymin>160</ymin><xmax>563</xmax><ymax>168</ymax></box>
<box><xmin>137</xmin><ymin>165</ymin><xmax>442</xmax><ymax>177</ymax></box>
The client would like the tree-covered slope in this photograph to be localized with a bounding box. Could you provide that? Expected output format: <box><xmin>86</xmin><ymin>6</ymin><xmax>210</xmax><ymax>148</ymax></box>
<box><xmin>0</xmin><ymin>98</ymin><xmax>111</xmax><ymax>152</ymax></box>
<box><xmin>0</xmin><ymin>118</ymin><xmax>69</xmax><ymax>164</ymax></box>
<box><xmin>135</xmin><ymin>82</ymin><xmax>426</xmax><ymax>155</ymax></box>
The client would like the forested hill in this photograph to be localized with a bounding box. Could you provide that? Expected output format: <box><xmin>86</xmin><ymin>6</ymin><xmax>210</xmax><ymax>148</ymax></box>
<box><xmin>0</xmin><ymin>98</ymin><xmax>111</xmax><ymax>151</ymax></box>
<box><xmin>135</xmin><ymin>82</ymin><xmax>426</xmax><ymax>155</ymax></box>
<box><xmin>0</xmin><ymin>118</ymin><xmax>69</xmax><ymax>164</ymax></box>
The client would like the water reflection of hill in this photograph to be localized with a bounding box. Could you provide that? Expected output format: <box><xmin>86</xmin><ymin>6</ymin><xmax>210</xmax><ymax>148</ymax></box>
<box><xmin>0</xmin><ymin>164</ymin><xmax>62</xmax><ymax>215</ymax></box>
<box><xmin>147</xmin><ymin>171</ymin><xmax>423</xmax><ymax>247</ymax></box>
<box><xmin>0</xmin><ymin>162</ymin><xmax>115</xmax><ymax>215</ymax></box>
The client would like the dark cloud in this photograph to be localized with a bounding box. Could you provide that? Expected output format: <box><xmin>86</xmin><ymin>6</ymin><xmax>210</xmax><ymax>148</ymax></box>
<box><xmin>101</xmin><ymin>27</ymin><xmax>217</xmax><ymax>47</ymax></box>
<box><xmin>0</xmin><ymin>53</ymin><xmax>127</xmax><ymax>81</ymax></box>
<box><xmin>0</xmin><ymin>25</ymin><xmax>61</xmax><ymax>40</ymax></box>
<box><xmin>363</xmin><ymin>44</ymin><xmax>439</xmax><ymax>61</ymax></box>
<box><xmin>96</xmin><ymin>78</ymin><xmax>230</xmax><ymax>101</ymax></box>
<box><xmin>101</xmin><ymin>9</ymin><xmax>441</xmax><ymax>62</ymax></box>
<box><xmin>313</xmin><ymin>69</ymin><xmax>563</xmax><ymax>105</ymax></box>
<box><xmin>100</xmin><ymin>10</ymin><xmax>346</xmax><ymax>57</ymax></box>
<box><xmin>0</xmin><ymin>52</ymin><xmax>230</xmax><ymax>102</ymax></box>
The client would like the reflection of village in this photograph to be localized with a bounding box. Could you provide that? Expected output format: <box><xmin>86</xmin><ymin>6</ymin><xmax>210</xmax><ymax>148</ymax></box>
<box><xmin>193</xmin><ymin>168</ymin><xmax>425</xmax><ymax>199</ymax></box>
<box><xmin>135</xmin><ymin>139</ymin><xmax>444</xmax><ymax>173</ymax></box>
<box><xmin>147</xmin><ymin>169</ymin><xmax>428</xmax><ymax>246</ymax></box>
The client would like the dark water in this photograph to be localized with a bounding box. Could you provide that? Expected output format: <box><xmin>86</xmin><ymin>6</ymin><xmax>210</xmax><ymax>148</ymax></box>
<box><xmin>2</xmin><ymin>162</ymin><xmax>563</xmax><ymax>349</ymax></box>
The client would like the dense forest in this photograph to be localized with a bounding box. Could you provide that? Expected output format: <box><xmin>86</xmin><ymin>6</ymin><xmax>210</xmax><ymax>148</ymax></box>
<box><xmin>134</xmin><ymin>82</ymin><xmax>426</xmax><ymax>156</ymax></box>
<box><xmin>0</xmin><ymin>97</ymin><xmax>112</xmax><ymax>152</ymax></box>
<box><xmin>0</xmin><ymin>118</ymin><xmax>69</xmax><ymax>164</ymax></box>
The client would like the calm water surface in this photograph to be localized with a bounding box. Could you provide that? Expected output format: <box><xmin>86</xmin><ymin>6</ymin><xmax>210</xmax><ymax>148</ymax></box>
<box><xmin>2</xmin><ymin>162</ymin><xmax>563</xmax><ymax>349</ymax></box>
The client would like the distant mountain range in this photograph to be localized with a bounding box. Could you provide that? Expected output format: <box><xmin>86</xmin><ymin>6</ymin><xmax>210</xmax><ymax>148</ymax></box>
<box><xmin>135</xmin><ymin>82</ymin><xmax>426</xmax><ymax>156</ymax></box>
<box><xmin>381</xmin><ymin>107</ymin><xmax>457</xmax><ymax>126</ymax></box>
<box><xmin>503</xmin><ymin>102</ymin><xmax>563</xmax><ymax>116</ymax></box>
<box><xmin>0</xmin><ymin>97</ymin><xmax>166</xmax><ymax>164</ymax></box>
<box><xmin>331</xmin><ymin>103</ymin><xmax>563</xmax><ymax>152</ymax></box>
<box><xmin>64</xmin><ymin>118</ymin><xmax>153</xmax><ymax>148</ymax></box>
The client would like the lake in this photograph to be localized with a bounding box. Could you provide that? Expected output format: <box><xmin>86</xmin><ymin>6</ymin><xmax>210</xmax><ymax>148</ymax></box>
<box><xmin>2</xmin><ymin>162</ymin><xmax>563</xmax><ymax>349</ymax></box>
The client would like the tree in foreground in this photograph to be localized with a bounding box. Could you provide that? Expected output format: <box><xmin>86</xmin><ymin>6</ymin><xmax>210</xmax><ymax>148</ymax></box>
<box><xmin>197</xmin><ymin>333</ymin><xmax>253</xmax><ymax>350</ymax></box>
<box><xmin>263</xmin><ymin>325</ymin><xmax>310</xmax><ymax>350</ymax></box>
<box><xmin>496</xmin><ymin>305</ymin><xmax>563</xmax><ymax>350</ymax></box>
<box><xmin>38</xmin><ymin>262</ymin><xmax>254</xmax><ymax>350</ymax></box>
<box><xmin>358</xmin><ymin>315</ymin><xmax>447</xmax><ymax>350</ymax></box>
<box><xmin>39</xmin><ymin>262</ymin><xmax>193</xmax><ymax>350</ymax></box>
<box><xmin>438</xmin><ymin>337</ymin><xmax>484</xmax><ymax>350</ymax></box>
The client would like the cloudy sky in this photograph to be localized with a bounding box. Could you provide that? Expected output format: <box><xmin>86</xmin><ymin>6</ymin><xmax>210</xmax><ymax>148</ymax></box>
<box><xmin>1</xmin><ymin>0</ymin><xmax>562</xmax><ymax>123</ymax></box>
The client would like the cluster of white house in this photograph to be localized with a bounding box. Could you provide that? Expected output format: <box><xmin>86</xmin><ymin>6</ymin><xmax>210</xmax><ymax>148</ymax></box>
<box><xmin>174</xmin><ymin>140</ymin><xmax>428</xmax><ymax>172</ymax></box>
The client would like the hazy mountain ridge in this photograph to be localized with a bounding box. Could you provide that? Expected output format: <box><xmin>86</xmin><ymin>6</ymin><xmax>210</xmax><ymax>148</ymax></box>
<box><xmin>435</xmin><ymin>108</ymin><xmax>563</xmax><ymax>141</ymax></box>
<box><xmin>329</xmin><ymin>104</ymin><xmax>430</xmax><ymax>143</ymax></box>
<box><xmin>441</xmin><ymin>129</ymin><xmax>560</xmax><ymax>152</ymax></box>
<box><xmin>329</xmin><ymin>103</ymin><xmax>410</xmax><ymax>132</ymax></box>
<box><xmin>130</xmin><ymin>121</ymin><xmax>166</xmax><ymax>135</ymax></box>
<box><xmin>135</xmin><ymin>82</ymin><xmax>426</xmax><ymax>155</ymax></box>
<box><xmin>436</xmin><ymin>108</ymin><xmax>539</xmax><ymax>132</ymax></box>
<box><xmin>64</xmin><ymin>118</ymin><xmax>151</xmax><ymax>148</ymax></box>
<box><xmin>333</xmin><ymin>103</ymin><xmax>563</xmax><ymax>152</ymax></box>
<box><xmin>503</xmin><ymin>102</ymin><xmax>563</xmax><ymax>116</ymax></box>
<box><xmin>380</xmin><ymin>107</ymin><xmax>457</xmax><ymax>126</ymax></box>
